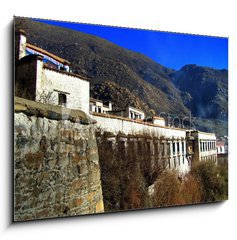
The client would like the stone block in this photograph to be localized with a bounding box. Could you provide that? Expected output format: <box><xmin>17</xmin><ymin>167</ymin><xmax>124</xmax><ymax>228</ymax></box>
<box><xmin>72</xmin><ymin>153</ymin><xmax>82</xmax><ymax>164</ymax></box>
<box><xmin>86</xmin><ymin>192</ymin><xmax>96</xmax><ymax>202</ymax></box>
<box><xmin>71</xmin><ymin>179</ymin><xmax>83</xmax><ymax>189</ymax></box>
<box><xmin>74</xmin><ymin>197</ymin><xmax>84</xmax><ymax>207</ymax></box>
<box><xmin>95</xmin><ymin>199</ymin><xmax>104</xmax><ymax>213</ymax></box>
<box><xmin>16</xmin><ymin>135</ymin><xmax>29</xmax><ymax>147</ymax></box>
<box><xmin>15</xmin><ymin>104</ymin><xmax>27</xmax><ymax>112</ymax></box>
<box><xmin>53</xmin><ymin>204</ymin><xmax>65</xmax><ymax>216</ymax></box>
<box><xmin>14</xmin><ymin>106</ymin><xmax>104</xmax><ymax>221</ymax></box>
<box><xmin>36</xmin><ymin>209</ymin><xmax>50</xmax><ymax>219</ymax></box>
<box><xmin>24</xmin><ymin>151</ymin><xmax>44</xmax><ymax>170</ymax></box>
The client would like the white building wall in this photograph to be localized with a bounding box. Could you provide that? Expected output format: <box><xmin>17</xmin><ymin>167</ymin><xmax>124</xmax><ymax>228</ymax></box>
<box><xmin>19</xmin><ymin>34</ymin><xmax>27</xmax><ymax>59</ymax></box>
<box><xmin>35</xmin><ymin>60</ymin><xmax>90</xmax><ymax>114</ymax></box>
<box><xmin>193</xmin><ymin>131</ymin><xmax>217</xmax><ymax>163</ymax></box>
<box><xmin>180</xmin><ymin>140</ymin><xmax>189</xmax><ymax>174</ymax></box>
<box><xmin>169</xmin><ymin>142</ymin><xmax>174</xmax><ymax>168</ymax></box>
<box><xmin>128</xmin><ymin>106</ymin><xmax>145</xmax><ymax>120</ymax></box>
<box><xmin>92</xmin><ymin>114</ymin><xmax>186</xmax><ymax>138</ymax></box>
<box><xmin>153</xmin><ymin>118</ymin><xmax>165</xmax><ymax>126</ymax></box>
<box><xmin>92</xmin><ymin>113</ymin><xmax>190</xmax><ymax>175</ymax></box>
<box><xmin>217</xmin><ymin>146</ymin><xmax>225</xmax><ymax>154</ymax></box>
<box><xmin>197</xmin><ymin>132</ymin><xmax>217</xmax><ymax>141</ymax></box>
<box><xmin>90</xmin><ymin>100</ymin><xmax>112</xmax><ymax>113</ymax></box>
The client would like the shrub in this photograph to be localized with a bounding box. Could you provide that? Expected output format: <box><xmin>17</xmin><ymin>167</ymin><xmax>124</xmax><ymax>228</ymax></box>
<box><xmin>153</xmin><ymin>171</ymin><xmax>182</xmax><ymax>207</ymax></box>
<box><xmin>153</xmin><ymin>171</ymin><xmax>202</xmax><ymax>207</ymax></box>
<box><xmin>180</xmin><ymin>174</ymin><xmax>202</xmax><ymax>204</ymax></box>
<box><xmin>191</xmin><ymin>161</ymin><xmax>228</xmax><ymax>202</ymax></box>
<box><xmin>97</xmin><ymin>131</ymin><xmax>228</xmax><ymax>212</ymax></box>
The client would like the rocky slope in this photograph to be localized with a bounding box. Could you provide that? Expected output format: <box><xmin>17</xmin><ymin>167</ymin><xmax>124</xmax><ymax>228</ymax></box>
<box><xmin>14</xmin><ymin>17</ymin><xmax>228</xmax><ymax>136</ymax></box>
<box><xmin>170</xmin><ymin>64</ymin><xmax>228</xmax><ymax>120</ymax></box>
<box><xmin>14</xmin><ymin>17</ymin><xmax>190</xmax><ymax>116</ymax></box>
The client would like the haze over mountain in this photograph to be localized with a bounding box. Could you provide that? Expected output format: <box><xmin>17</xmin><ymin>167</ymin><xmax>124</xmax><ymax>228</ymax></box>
<box><xmin>170</xmin><ymin>64</ymin><xmax>228</xmax><ymax>120</ymax></box>
<box><xmin>14</xmin><ymin>17</ymin><xmax>228</xmax><ymax>136</ymax></box>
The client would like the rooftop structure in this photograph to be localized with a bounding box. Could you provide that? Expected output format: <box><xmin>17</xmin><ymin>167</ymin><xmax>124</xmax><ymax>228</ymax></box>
<box><xmin>89</xmin><ymin>98</ymin><xmax>112</xmax><ymax>114</ymax></box>
<box><xmin>15</xmin><ymin>29</ymin><xmax>90</xmax><ymax>114</ymax></box>
<box><xmin>26</xmin><ymin>43</ymin><xmax>70</xmax><ymax>71</ymax></box>
<box><xmin>145</xmin><ymin>116</ymin><xmax>166</xmax><ymax>127</ymax></box>
<box><xmin>108</xmin><ymin>106</ymin><xmax>145</xmax><ymax>120</ymax></box>
<box><xmin>216</xmin><ymin>140</ymin><xmax>226</xmax><ymax>154</ymax></box>
<box><xmin>186</xmin><ymin>130</ymin><xmax>217</xmax><ymax>164</ymax></box>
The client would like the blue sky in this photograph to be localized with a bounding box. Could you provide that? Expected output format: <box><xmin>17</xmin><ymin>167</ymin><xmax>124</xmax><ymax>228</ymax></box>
<box><xmin>35</xmin><ymin>19</ymin><xmax>228</xmax><ymax>70</ymax></box>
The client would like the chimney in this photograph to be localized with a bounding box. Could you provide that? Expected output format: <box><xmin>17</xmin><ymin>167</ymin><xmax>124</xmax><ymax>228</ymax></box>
<box><xmin>15</xmin><ymin>29</ymin><xmax>27</xmax><ymax>61</ymax></box>
<box><xmin>109</xmin><ymin>101</ymin><xmax>112</xmax><ymax>111</ymax></box>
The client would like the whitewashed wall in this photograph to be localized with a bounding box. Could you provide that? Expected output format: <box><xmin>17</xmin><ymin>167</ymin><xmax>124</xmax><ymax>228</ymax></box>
<box><xmin>35</xmin><ymin>60</ymin><xmax>90</xmax><ymax>114</ymax></box>
<box><xmin>19</xmin><ymin>34</ymin><xmax>26</xmax><ymax>59</ymax></box>
<box><xmin>195</xmin><ymin>131</ymin><xmax>217</xmax><ymax>140</ymax></box>
<box><xmin>192</xmin><ymin>131</ymin><xmax>217</xmax><ymax>162</ymax></box>
<box><xmin>92</xmin><ymin>113</ymin><xmax>190</xmax><ymax>175</ymax></box>
<box><xmin>92</xmin><ymin>113</ymin><xmax>186</xmax><ymax>138</ymax></box>
<box><xmin>153</xmin><ymin>118</ymin><xmax>165</xmax><ymax>126</ymax></box>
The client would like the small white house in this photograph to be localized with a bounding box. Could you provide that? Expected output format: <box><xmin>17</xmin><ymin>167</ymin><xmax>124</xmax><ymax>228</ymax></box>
<box><xmin>152</xmin><ymin>116</ymin><xmax>166</xmax><ymax>126</ymax></box>
<box><xmin>216</xmin><ymin>141</ymin><xmax>226</xmax><ymax>154</ymax></box>
<box><xmin>15</xmin><ymin>29</ymin><xmax>90</xmax><ymax>114</ymax></box>
<box><xmin>108</xmin><ymin>106</ymin><xmax>145</xmax><ymax>120</ymax></box>
<box><xmin>188</xmin><ymin>130</ymin><xmax>217</xmax><ymax>164</ymax></box>
<box><xmin>89</xmin><ymin>98</ymin><xmax>112</xmax><ymax>114</ymax></box>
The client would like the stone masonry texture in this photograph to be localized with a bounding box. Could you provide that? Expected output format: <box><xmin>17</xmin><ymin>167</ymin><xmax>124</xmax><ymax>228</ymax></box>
<box><xmin>14</xmin><ymin>97</ymin><xmax>104</xmax><ymax>221</ymax></box>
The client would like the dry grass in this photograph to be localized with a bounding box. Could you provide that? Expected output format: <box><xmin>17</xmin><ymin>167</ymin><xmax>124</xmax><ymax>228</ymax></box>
<box><xmin>191</xmin><ymin>161</ymin><xmax>228</xmax><ymax>202</ymax></box>
<box><xmin>153</xmin><ymin>171</ymin><xmax>202</xmax><ymax>207</ymax></box>
<box><xmin>96</xmin><ymin>131</ymin><xmax>228</xmax><ymax>212</ymax></box>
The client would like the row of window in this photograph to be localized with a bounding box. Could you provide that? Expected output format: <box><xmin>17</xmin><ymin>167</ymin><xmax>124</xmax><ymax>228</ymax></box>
<box><xmin>153</xmin><ymin>141</ymin><xmax>185</xmax><ymax>157</ymax></box>
<box><xmin>172</xmin><ymin>142</ymin><xmax>185</xmax><ymax>155</ymax></box>
<box><xmin>129</xmin><ymin>111</ymin><xmax>143</xmax><ymax>120</ymax></box>
<box><xmin>200</xmin><ymin>141</ymin><xmax>216</xmax><ymax>152</ymax></box>
<box><xmin>89</xmin><ymin>105</ymin><xmax>107</xmax><ymax>114</ymax></box>
<box><xmin>135</xmin><ymin>141</ymin><xmax>186</xmax><ymax>157</ymax></box>
<box><xmin>161</xmin><ymin>156</ymin><xmax>188</xmax><ymax>169</ymax></box>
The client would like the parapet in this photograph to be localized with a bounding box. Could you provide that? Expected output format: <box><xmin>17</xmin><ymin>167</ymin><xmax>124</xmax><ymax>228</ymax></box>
<box><xmin>15</xmin><ymin>97</ymin><xmax>95</xmax><ymax>125</ymax></box>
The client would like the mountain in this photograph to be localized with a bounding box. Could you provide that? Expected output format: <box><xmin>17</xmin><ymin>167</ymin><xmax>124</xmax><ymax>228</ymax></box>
<box><xmin>170</xmin><ymin>64</ymin><xmax>228</xmax><ymax>120</ymax></box>
<box><xmin>14</xmin><ymin>17</ymin><xmax>228</xmax><ymax>136</ymax></box>
<box><xmin>14</xmin><ymin>17</ymin><xmax>190</xmax><ymax>116</ymax></box>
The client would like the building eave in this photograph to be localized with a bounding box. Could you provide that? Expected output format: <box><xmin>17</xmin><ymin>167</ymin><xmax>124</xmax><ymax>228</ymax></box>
<box><xmin>26</xmin><ymin>43</ymin><xmax>71</xmax><ymax>65</ymax></box>
<box><xmin>43</xmin><ymin>66</ymin><xmax>91</xmax><ymax>82</ymax></box>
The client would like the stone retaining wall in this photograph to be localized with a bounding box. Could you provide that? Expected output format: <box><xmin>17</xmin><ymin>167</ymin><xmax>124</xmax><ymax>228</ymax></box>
<box><xmin>14</xmin><ymin>97</ymin><xmax>104</xmax><ymax>221</ymax></box>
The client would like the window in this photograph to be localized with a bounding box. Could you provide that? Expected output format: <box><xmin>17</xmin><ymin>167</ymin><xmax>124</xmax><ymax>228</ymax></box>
<box><xmin>167</xmin><ymin>143</ymin><xmax>170</xmax><ymax>156</ymax></box>
<box><xmin>58</xmin><ymin>93</ymin><xmax>67</xmax><ymax>107</ymax></box>
<box><xmin>182</xmin><ymin>142</ymin><xmax>184</xmax><ymax>153</ymax></box>
<box><xmin>172</xmin><ymin>142</ymin><xmax>176</xmax><ymax>155</ymax></box>
<box><xmin>161</xmin><ymin>143</ymin><xmax>165</xmax><ymax>156</ymax></box>
<box><xmin>177</xmin><ymin>142</ymin><xmax>180</xmax><ymax>154</ymax></box>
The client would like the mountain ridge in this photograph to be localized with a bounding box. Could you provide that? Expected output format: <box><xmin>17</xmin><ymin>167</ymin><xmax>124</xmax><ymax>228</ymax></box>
<box><xmin>14</xmin><ymin>17</ymin><xmax>228</xmax><ymax>136</ymax></box>
<box><xmin>170</xmin><ymin>64</ymin><xmax>228</xmax><ymax>120</ymax></box>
